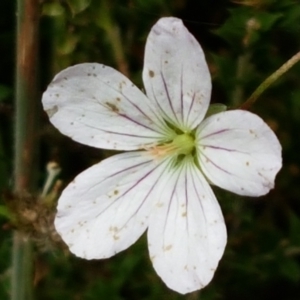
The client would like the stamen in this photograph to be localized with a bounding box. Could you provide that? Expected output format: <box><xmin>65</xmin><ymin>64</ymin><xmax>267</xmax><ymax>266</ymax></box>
<box><xmin>148</xmin><ymin>133</ymin><xmax>195</xmax><ymax>159</ymax></box>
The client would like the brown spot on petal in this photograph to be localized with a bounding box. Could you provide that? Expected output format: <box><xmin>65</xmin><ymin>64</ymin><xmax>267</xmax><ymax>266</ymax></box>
<box><xmin>106</xmin><ymin>102</ymin><xmax>119</xmax><ymax>113</ymax></box>
<box><xmin>149</xmin><ymin>70</ymin><xmax>155</xmax><ymax>78</ymax></box>
<box><xmin>109</xmin><ymin>226</ymin><xmax>119</xmax><ymax>233</ymax></box>
<box><xmin>249</xmin><ymin>129</ymin><xmax>258</xmax><ymax>137</ymax></box>
<box><xmin>164</xmin><ymin>244</ymin><xmax>173</xmax><ymax>251</ymax></box>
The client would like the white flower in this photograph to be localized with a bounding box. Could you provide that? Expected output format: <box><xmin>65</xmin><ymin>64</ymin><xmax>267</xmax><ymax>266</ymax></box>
<box><xmin>42</xmin><ymin>17</ymin><xmax>282</xmax><ymax>294</ymax></box>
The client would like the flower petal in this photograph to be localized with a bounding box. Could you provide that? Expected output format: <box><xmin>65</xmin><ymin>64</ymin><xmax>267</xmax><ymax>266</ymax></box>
<box><xmin>55</xmin><ymin>152</ymin><xmax>170</xmax><ymax>259</ymax></box>
<box><xmin>148</xmin><ymin>158</ymin><xmax>227</xmax><ymax>294</ymax></box>
<box><xmin>42</xmin><ymin>63</ymin><xmax>171</xmax><ymax>151</ymax></box>
<box><xmin>196</xmin><ymin>110</ymin><xmax>282</xmax><ymax>196</ymax></box>
<box><xmin>143</xmin><ymin>17</ymin><xmax>211</xmax><ymax>131</ymax></box>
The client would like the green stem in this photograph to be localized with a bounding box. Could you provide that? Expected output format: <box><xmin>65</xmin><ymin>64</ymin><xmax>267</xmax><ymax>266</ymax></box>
<box><xmin>11</xmin><ymin>233</ymin><xmax>33</xmax><ymax>300</ymax></box>
<box><xmin>241</xmin><ymin>50</ymin><xmax>300</xmax><ymax>110</ymax></box>
<box><xmin>12</xmin><ymin>0</ymin><xmax>40</xmax><ymax>299</ymax></box>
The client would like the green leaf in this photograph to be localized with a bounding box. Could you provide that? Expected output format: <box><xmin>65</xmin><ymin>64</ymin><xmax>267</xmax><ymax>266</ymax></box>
<box><xmin>279</xmin><ymin>2</ymin><xmax>300</xmax><ymax>33</ymax></box>
<box><xmin>0</xmin><ymin>205</ymin><xmax>11</xmax><ymax>220</ymax></box>
<box><xmin>94</xmin><ymin>1</ymin><xmax>112</xmax><ymax>31</ymax></box>
<box><xmin>214</xmin><ymin>7</ymin><xmax>252</xmax><ymax>48</ymax></box>
<box><xmin>256</xmin><ymin>11</ymin><xmax>283</xmax><ymax>32</ymax></box>
<box><xmin>279</xmin><ymin>256</ymin><xmax>300</xmax><ymax>282</ymax></box>
<box><xmin>42</xmin><ymin>2</ymin><xmax>65</xmax><ymax>17</ymax></box>
<box><xmin>58</xmin><ymin>35</ymin><xmax>79</xmax><ymax>55</ymax></box>
<box><xmin>205</xmin><ymin>104</ymin><xmax>227</xmax><ymax>118</ymax></box>
<box><xmin>215</xmin><ymin>7</ymin><xmax>282</xmax><ymax>48</ymax></box>
<box><xmin>67</xmin><ymin>0</ymin><xmax>91</xmax><ymax>16</ymax></box>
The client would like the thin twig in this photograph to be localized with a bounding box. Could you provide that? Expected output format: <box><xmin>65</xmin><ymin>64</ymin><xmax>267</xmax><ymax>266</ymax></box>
<box><xmin>240</xmin><ymin>51</ymin><xmax>300</xmax><ymax>110</ymax></box>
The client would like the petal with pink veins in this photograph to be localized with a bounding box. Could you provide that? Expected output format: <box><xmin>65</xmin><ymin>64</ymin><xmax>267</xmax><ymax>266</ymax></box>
<box><xmin>143</xmin><ymin>17</ymin><xmax>211</xmax><ymax>131</ymax></box>
<box><xmin>42</xmin><ymin>63</ymin><xmax>173</xmax><ymax>151</ymax></box>
<box><xmin>196</xmin><ymin>110</ymin><xmax>282</xmax><ymax>196</ymax></box>
<box><xmin>55</xmin><ymin>151</ymin><xmax>172</xmax><ymax>259</ymax></box>
<box><xmin>148</xmin><ymin>157</ymin><xmax>227</xmax><ymax>294</ymax></box>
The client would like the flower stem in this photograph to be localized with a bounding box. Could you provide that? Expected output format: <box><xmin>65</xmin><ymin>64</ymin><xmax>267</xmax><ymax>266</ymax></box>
<box><xmin>240</xmin><ymin>50</ymin><xmax>300</xmax><ymax>110</ymax></box>
<box><xmin>12</xmin><ymin>0</ymin><xmax>40</xmax><ymax>299</ymax></box>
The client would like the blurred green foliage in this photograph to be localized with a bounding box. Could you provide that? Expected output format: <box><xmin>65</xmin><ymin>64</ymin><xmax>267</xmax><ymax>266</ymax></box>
<box><xmin>1</xmin><ymin>0</ymin><xmax>300</xmax><ymax>299</ymax></box>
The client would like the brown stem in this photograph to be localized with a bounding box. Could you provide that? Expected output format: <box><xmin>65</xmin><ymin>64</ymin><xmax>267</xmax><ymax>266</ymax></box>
<box><xmin>12</xmin><ymin>0</ymin><xmax>40</xmax><ymax>299</ymax></box>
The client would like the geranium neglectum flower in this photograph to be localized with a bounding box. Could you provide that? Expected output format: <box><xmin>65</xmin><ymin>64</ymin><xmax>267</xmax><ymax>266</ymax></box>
<box><xmin>42</xmin><ymin>17</ymin><xmax>282</xmax><ymax>294</ymax></box>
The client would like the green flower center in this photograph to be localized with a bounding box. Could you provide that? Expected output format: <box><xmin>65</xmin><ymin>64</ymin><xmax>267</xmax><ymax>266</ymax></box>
<box><xmin>149</xmin><ymin>133</ymin><xmax>195</xmax><ymax>160</ymax></box>
<box><xmin>172</xmin><ymin>133</ymin><xmax>195</xmax><ymax>156</ymax></box>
